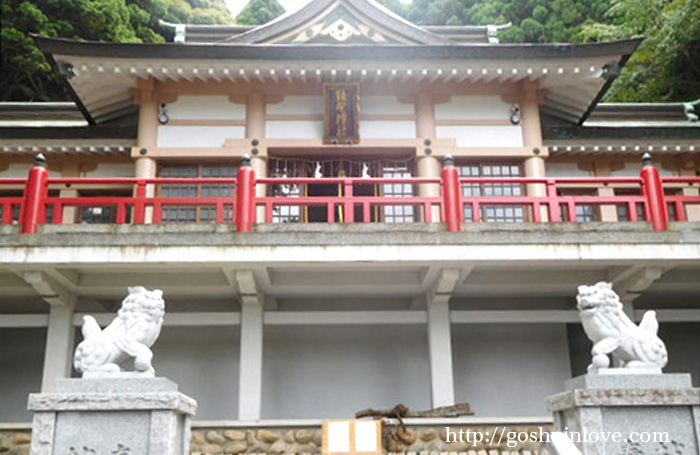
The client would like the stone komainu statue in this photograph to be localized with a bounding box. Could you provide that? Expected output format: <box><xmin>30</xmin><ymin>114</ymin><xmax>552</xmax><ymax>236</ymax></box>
<box><xmin>74</xmin><ymin>287</ymin><xmax>165</xmax><ymax>377</ymax></box>
<box><xmin>576</xmin><ymin>282</ymin><xmax>667</xmax><ymax>373</ymax></box>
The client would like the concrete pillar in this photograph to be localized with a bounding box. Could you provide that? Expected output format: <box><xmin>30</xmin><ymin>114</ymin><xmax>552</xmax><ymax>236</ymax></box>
<box><xmin>417</xmin><ymin>156</ymin><xmax>442</xmax><ymax>222</ymax></box>
<box><xmin>59</xmin><ymin>162</ymin><xmax>80</xmax><ymax>225</ymax></box>
<box><xmin>246</xmin><ymin>92</ymin><xmax>266</xmax><ymax>139</ymax></box>
<box><xmin>238</xmin><ymin>297</ymin><xmax>263</xmax><ymax>420</ymax></box>
<box><xmin>521</xmin><ymin>96</ymin><xmax>545</xmax><ymax>194</ymax></box>
<box><xmin>136</xmin><ymin>86</ymin><xmax>159</xmax><ymax>222</ymax></box>
<box><xmin>521</xmin><ymin>85</ymin><xmax>547</xmax><ymax>220</ymax></box>
<box><xmin>247</xmin><ymin>93</ymin><xmax>266</xmax><ymax>222</ymax></box>
<box><xmin>594</xmin><ymin>161</ymin><xmax>618</xmax><ymax>222</ymax></box>
<box><xmin>135</xmin><ymin>155</ymin><xmax>157</xmax><ymax>223</ymax></box>
<box><xmin>427</xmin><ymin>295</ymin><xmax>455</xmax><ymax>407</ymax></box>
<box><xmin>135</xmin><ymin>155</ymin><xmax>157</xmax><ymax>181</ymax></box>
<box><xmin>415</xmin><ymin>94</ymin><xmax>441</xmax><ymax>222</ymax></box>
<box><xmin>680</xmin><ymin>155</ymin><xmax>700</xmax><ymax>221</ymax></box>
<box><xmin>41</xmin><ymin>303</ymin><xmax>76</xmax><ymax>392</ymax></box>
<box><xmin>415</xmin><ymin>93</ymin><xmax>436</xmax><ymax>138</ymax></box>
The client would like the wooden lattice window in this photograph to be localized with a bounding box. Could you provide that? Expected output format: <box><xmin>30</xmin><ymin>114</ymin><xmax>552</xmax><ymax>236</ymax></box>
<box><xmin>458</xmin><ymin>163</ymin><xmax>525</xmax><ymax>222</ymax></box>
<box><xmin>381</xmin><ymin>162</ymin><xmax>415</xmax><ymax>223</ymax></box>
<box><xmin>76</xmin><ymin>189</ymin><xmax>132</xmax><ymax>224</ymax></box>
<box><xmin>159</xmin><ymin>164</ymin><xmax>236</xmax><ymax>223</ymax></box>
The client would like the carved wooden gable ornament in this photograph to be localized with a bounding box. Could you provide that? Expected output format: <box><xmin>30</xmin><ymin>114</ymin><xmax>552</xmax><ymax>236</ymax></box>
<box><xmin>224</xmin><ymin>0</ymin><xmax>448</xmax><ymax>46</ymax></box>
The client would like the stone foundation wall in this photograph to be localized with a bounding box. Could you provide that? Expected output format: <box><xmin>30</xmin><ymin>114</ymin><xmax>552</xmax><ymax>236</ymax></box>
<box><xmin>2</xmin><ymin>423</ymin><xmax>551</xmax><ymax>454</ymax></box>
<box><xmin>191</xmin><ymin>428</ymin><xmax>323</xmax><ymax>455</ymax></box>
<box><xmin>0</xmin><ymin>430</ymin><xmax>31</xmax><ymax>455</ymax></box>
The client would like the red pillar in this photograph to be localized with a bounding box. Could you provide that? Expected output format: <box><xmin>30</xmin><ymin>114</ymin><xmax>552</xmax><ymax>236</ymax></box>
<box><xmin>133</xmin><ymin>181</ymin><xmax>147</xmax><ymax>225</ymax></box>
<box><xmin>21</xmin><ymin>154</ymin><xmax>50</xmax><ymax>234</ymax></box>
<box><xmin>441</xmin><ymin>155</ymin><xmax>462</xmax><ymax>232</ymax></box>
<box><xmin>640</xmin><ymin>153</ymin><xmax>668</xmax><ymax>231</ymax></box>
<box><xmin>236</xmin><ymin>155</ymin><xmax>256</xmax><ymax>233</ymax></box>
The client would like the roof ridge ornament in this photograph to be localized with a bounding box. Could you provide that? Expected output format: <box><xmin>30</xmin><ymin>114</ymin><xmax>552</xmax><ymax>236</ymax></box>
<box><xmin>682</xmin><ymin>99</ymin><xmax>699</xmax><ymax>122</ymax></box>
<box><xmin>220</xmin><ymin>0</ymin><xmax>451</xmax><ymax>45</ymax></box>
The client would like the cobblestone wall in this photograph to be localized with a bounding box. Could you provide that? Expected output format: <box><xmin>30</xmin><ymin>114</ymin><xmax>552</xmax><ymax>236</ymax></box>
<box><xmin>1</xmin><ymin>423</ymin><xmax>551</xmax><ymax>454</ymax></box>
<box><xmin>191</xmin><ymin>428</ymin><xmax>323</xmax><ymax>454</ymax></box>
<box><xmin>0</xmin><ymin>430</ymin><xmax>31</xmax><ymax>455</ymax></box>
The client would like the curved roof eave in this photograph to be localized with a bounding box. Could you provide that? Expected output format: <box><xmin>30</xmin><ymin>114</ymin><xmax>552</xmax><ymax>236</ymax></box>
<box><xmin>34</xmin><ymin>35</ymin><xmax>642</xmax><ymax>61</ymax></box>
<box><xmin>33</xmin><ymin>35</ymin><xmax>643</xmax><ymax>126</ymax></box>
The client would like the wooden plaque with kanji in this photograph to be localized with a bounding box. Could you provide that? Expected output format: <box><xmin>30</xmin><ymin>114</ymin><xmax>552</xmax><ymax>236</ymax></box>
<box><xmin>324</xmin><ymin>83</ymin><xmax>360</xmax><ymax>144</ymax></box>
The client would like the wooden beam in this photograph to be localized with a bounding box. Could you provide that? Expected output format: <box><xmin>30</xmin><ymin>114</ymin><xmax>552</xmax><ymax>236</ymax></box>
<box><xmin>264</xmin><ymin>311</ymin><xmax>427</xmax><ymax>325</ymax></box>
<box><xmin>609</xmin><ymin>265</ymin><xmax>666</xmax><ymax>304</ymax></box>
<box><xmin>0</xmin><ymin>314</ymin><xmax>49</xmax><ymax>328</ymax></box>
<box><xmin>635</xmin><ymin>309</ymin><xmax>700</xmax><ymax>323</ymax></box>
<box><xmin>6</xmin><ymin>309</ymin><xmax>699</xmax><ymax>330</ymax></box>
<box><xmin>451</xmin><ymin>310</ymin><xmax>580</xmax><ymax>324</ymax></box>
<box><xmin>73</xmin><ymin>312</ymin><xmax>241</xmax><ymax>327</ymax></box>
<box><xmin>18</xmin><ymin>271</ymin><xmax>75</xmax><ymax>307</ymax></box>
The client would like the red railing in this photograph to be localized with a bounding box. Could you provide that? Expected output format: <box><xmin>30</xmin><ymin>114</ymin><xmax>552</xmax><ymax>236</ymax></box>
<box><xmin>257</xmin><ymin>176</ymin><xmax>443</xmax><ymax>224</ymax></box>
<box><xmin>458</xmin><ymin>176</ymin><xmax>648</xmax><ymax>223</ymax></box>
<box><xmin>2</xmin><ymin>155</ymin><xmax>699</xmax><ymax>233</ymax></box>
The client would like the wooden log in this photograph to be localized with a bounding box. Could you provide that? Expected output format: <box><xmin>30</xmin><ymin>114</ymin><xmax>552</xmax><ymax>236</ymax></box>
<box><xmin>355</xmin><ymin>403</ymin><xmax>473</xmax><ymax>420</ymax></box>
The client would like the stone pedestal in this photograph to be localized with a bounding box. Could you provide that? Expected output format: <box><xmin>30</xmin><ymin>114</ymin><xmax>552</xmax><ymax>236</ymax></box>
<box><xmin>28</xmin><ymin>378</ymin><xmax>196</xmax><ymax>455</ymax></box>
<box><xmin>546</xmin><ymin>373</ymin><xmax>700</xmax><ymax>455</ymax></box>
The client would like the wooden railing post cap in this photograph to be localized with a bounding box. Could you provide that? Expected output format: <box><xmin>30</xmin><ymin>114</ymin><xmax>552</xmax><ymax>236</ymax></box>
<box><xmin>34</xmin><ymin>153</ymin><xmax>47</xmax><ymax>168</ymax></box>
<box><xmin>443</xmin><ymin>154</ymin><xmax>455</xmax><ymax>167</ymax></box>
<box><xmin>642</xmin><ymin>152</ymin><xmax>653</xmax><ymax>166</ymax></box>
<box><xmin>241</xmin><ymin>154</ymin><xmax>252</xmax><ymax>167</ymax></box>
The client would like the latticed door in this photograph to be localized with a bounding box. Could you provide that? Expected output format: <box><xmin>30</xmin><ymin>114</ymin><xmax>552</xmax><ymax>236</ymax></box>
<box><xmin>267</xmin><ymin>157</ymin><xmax>415</xmax><ymax>223</ymax></box>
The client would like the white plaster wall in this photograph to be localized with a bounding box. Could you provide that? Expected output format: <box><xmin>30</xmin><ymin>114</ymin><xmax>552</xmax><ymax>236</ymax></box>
<box><xmin>167</xmin><ymin>96</ymin><xmax>245</xmax><ymax>121</ymax></box>
<box><xmin>362</xmin><ymin>96</ymin><xmax>414</xmax><ymax>116</ymax></box>
<box><xmin>86</xmin><ymin>163</ymin><xmax>134</xmax><ymax>177</ymax></box>
<box><xmin>360</xmin><ymin>121</ymin><xmax>416</xmax><ymax>139</ymax></box>
<box><xmin>568</xmin><ymin>322</ymin><xmax>700</xmax><ymax>387</ymax></box>
<box><xmin>613</xmin><ymin>161</ymin><xmax>678</xmax><ymax>177</ymax></box>
<box><xmin>0</xmin><ymin>163</ymin><xmax>32</xmax><ymax>178</ymax></box>
<box><xmin>0</xmin><ymin>328</ymin><xmax>45</xmax><ymax>422</ymax></box>
<box><xmin>262</xmin><ymin>325</ymin><xmax>431</xmax><ymax>419</ymax></box>
<box><xmin>657</xmin><ymin>323</ymin><xmax>700</xmax><ymax>387</ymax></box>
<box><xmin>157</xmin><ymin>125</ymin><xmax>245</xmax><ymax>147</ymax></box>
<box><xmin>436</xmin><ymin>125</ymin><xmax>524</xmax><ymax>147</ymax></box>
<box><xmin>546</xmin><ymin>162</ymin><xmax>592</xmax><ymax>177</ymax></box>
<box><xmin>436</xmin><ymin>96</ymin><xmax>512</xmax><ymax>121</ymax></box>
<box><xmin>452</xmin><ymin>323</ymin><xmax>571</xmax><ymax>417</ymax></box>
<box><xmin>267</xmin><ymin>96</ymin><xmax>324</xmax><ymax>116</ymax></box>
<box><xmin>266</xmin><ymin>121</ymin><xmax>324</xmax><ymax>139</ymax></box>
<box><xmin>152</xmin><ymin>326</ymin><xmax>240</xmax><ymax>420</ymax></box>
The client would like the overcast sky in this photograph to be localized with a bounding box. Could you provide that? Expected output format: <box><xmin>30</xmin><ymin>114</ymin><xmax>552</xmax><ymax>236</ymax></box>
<box><xmin>225</xmin><ymin>0</ymin><xmax>312</xmax><ymax>18</ymax></box>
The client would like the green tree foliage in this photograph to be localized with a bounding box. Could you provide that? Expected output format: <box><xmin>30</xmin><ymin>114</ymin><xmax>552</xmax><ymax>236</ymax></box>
<box><xmin>581</xmin><ymin>0</ymin><xmax>700</xmax><ymax>101</ymax></box>
<box><xmin>378</xmin><ymin>0</ymin><xmax>611</xmax><ymax>42</ymax></box>
<box><xmin>379</xmin><ymin>0</ymin><xmax>476</xmax><ymax>26</ymax></box>
<box><xmin>235</xmin><ymin>0</ymin><xmax>285</xmax><ymax>26</ymax></box>
<box><xmin>467</xmin><ymin>0</ymin><xmax>611</xmax><ymax>43</ymax></box>
<box><xmin>0</xmin><ymin>0</ymin><xmax>233</xmax><ymax>101</ymax></box>
<box><xmin>378</xmin><ymin>0</ymin><xmax>698</xmax><ymax>102</ymax></box>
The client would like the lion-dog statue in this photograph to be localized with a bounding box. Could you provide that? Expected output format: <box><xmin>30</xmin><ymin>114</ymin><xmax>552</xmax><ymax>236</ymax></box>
<box><xmin>576</xmin><ymin>282</ymin><xmax>667</xmax><ymax>373</ymax></box>
<box><xmin>74</xmin><ymin>287</ymin><xmax>165</xmax><ymax>377</ymax></box>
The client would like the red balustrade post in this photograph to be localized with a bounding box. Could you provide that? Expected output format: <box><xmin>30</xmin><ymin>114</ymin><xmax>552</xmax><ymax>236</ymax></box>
<box><xmin>343</xmin><ymin>179</ymin><xmax>354</xmax><ymax>223</ymax></box>
<box><xmin>236</xmin><ymin>155</ymin><xmax>256</xmax><ymax>233</ymax></box>
<box><xmin>640</xmin><ymin>153</ymin><xmax>668</xmax><ymax>231</ymax></box>
<box><xmin>133</xmin><ymin>181</ymin><xmax>147</xmax><ymax>224</ymax></box>
<box><xmin>546</xmin><ymin>179</ymin><xmax>561</xmax><ymax>222</ymax></box>
<box><xmin>21</xmin><ymin>154</ymin><xmax>49</xmax><ymax>234</ymax></box>
<box><xmin>441</xmin><ymin>154</ymin><xmax>462</xmax><ymax>232</ymax></box>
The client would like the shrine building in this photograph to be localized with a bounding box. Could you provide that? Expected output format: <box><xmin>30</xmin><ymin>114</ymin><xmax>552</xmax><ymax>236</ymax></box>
<box><xmin>0</xmin><ymin>0</ymin><xmax>699</xmax><ymax>450</ymax></box>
